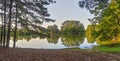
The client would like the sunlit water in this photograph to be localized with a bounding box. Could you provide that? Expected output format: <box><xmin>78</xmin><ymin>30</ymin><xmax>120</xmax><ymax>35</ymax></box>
<box><xmin>9</xmin><ymin>37</ymin><xmax>98</xmax><ymax>49</ymax></box>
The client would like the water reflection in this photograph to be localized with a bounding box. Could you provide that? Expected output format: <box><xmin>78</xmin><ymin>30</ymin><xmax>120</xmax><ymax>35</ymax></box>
<box><xmin>10</xmin><ymin>38</ymin><xmax>66</xmax><ymax>49</ymax></box>
<box><xmin>86</xmin><ymin>34</ymin><xmax>96</xmax><ymax>43</ymax></box>
<box><xmin>17</xmin><ymin>35</ymin><xmax>40</xmax><ymax>41</ymax></box>
<box><xmin>46</xmin><ymin>35</ymin><xmax>59</xmax><ymax>44</ymax></box>
<box><xmin>61</xmin><ymin>35</ymin><xmax>84</xmax><ymax>47</ymax></box>
<box><xmin>79</xmin><ymin>38</ymin><xmax>98</xmax><ymax>49</ymax></box>
<box><xmin>9</xmin><ymin>35</ymin><xmax>98</xmax><ymax>49</ymax></box>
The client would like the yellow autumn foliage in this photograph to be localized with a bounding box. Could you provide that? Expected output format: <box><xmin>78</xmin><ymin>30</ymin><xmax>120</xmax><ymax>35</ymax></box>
<box><xmin>97</xmin><ymin>35</ymin><xmax>120</xmax><ymax>45</ymax></box>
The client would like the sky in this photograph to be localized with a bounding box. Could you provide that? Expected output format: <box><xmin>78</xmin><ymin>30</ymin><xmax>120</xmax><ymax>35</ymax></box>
<box><xmin>42</xmin><ymin>0</ymin><xmax>94</xmax><ymax>29</ymax></box>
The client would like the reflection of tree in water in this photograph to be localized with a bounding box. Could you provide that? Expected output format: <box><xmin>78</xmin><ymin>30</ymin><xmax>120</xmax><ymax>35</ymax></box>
<box><xmin>86</xmin><ymin>25</ymin><xmax>96</xmax><ymax>43</ymax></box>
<box><xmin>86</xmin><ymin>35</ymin><xmax>96</xmax><ymax>43</ymax></box>
<box><xmin>0</xmin><ymin>40</ymin><xmax>2</xmax><ymax>46</ymax></box>
<box><xmin>46</xmin><ymin>35</ymin><xmax>59</xmax><ymax>44</ymax></box>
<box><xmin>11</xmin><ymin>34</ymin><xmax>46</xmax><ymax>48</ymax></box>
<box><xmin>17</xmin><ymin>35</ymin><xmax>41</xmax><ymax>41</ymax></box>
<box><xmin>17</xmin><ymin>35</ymin><xmax>32</xmax><ymax>41</ymax></box>
<box><xmin>61</xmin><ymin>35</ymin><xmax>85</xmax><ymax>47</ymax></box>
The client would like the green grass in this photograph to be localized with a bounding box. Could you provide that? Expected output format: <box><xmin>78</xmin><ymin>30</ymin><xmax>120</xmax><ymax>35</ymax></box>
<box><xmin>64</xmin><ymin>48</ymin><xmax>81</xmax><ymax>50</ymax></box>
<box><xmin>64</xmin><ymin>46</ymin><xmax>120</xmax><ymax>53</ymax></box>
<box><xmin>64</xmin><ymin>48</ymin><xmax>94</xmax><ymax>52</ymax></box>
<box><xmin>94</xmin><ymin>46</ymin><xmax>120</xmax><ymax>53</ymax></box>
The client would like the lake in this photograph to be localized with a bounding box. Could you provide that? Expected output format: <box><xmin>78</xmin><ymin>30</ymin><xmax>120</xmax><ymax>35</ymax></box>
<box><xmin>9</xmin><ymin>35</ymin><xmax>98</xmax><ymax>49</ymax></box>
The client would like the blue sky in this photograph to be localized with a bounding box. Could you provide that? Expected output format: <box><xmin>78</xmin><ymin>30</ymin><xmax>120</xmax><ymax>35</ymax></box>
<box><xmin>42</xmin><ymin>0</ymin><xmax>94</xmax><ymax>29</ymax></box>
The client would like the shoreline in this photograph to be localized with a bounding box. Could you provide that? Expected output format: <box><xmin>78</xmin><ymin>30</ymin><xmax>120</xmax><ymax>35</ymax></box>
<box><xmin>0</xmin><ymin>47</ymin><xmax>120</xmax><ymax>61</ymax></box>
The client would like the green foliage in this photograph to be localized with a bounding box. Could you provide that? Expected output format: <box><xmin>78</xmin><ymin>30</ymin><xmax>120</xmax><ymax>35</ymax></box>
<box><xmin>17</xmin><ymin>0</ymin><xmax>55</xmax><ymax>30</ymax></box>
<box><xmin>61</xmin><ymin>20</ymin><xmax>85</xmax><ymax>35</ymax></box>
<box><xmin>46</xmin><ymin>24</ymin><xmax>60</xmax><ymax>43</ymax></box>
<box><xmin>94</xmin><ymin>46</ymin><xmax>120</xmax><ymax>53</ymax></box>
<box><xmin>47</xmin><ymin>35</ymin><xmax>59</xmax><ymax>44</ymax></box>
<box><xmin>11</xmin><ymin>28</ymin><xmax>48</xmax><ymax>37</ymax></box>
<box><xmin>0</xmin><ymin>0</ymin><xmax>55</xmax><ymax>34</ymax></box>
<box><xmin>95</xmin><ymin>0</ymin><xmax>120</xmax><ymax>45</ymax></box>
<box><xmin>15</xmin><ymin>34</ymin><xmax>40</xmax><ymax>41</ymax></box>
<box><xmin>81</xmin><ymin>0</ymin><xmax>120</xmax><ymax>45</ymax></box>
<box><xmin>86</xmin><ymin>25</ymin><xmax>96</xmax><ymax>43</ymax></box>
<box><xmin>79</xmin><ymin>0</ymin><xmax>110</xmax><ymax>23</ymax></box>
<box><xmin>47</xmin><ymin>24</ymin><xmax>60</xmax><ymax>36</ymax></box>
<box><xmin>61</xmin><ymin>34</ymin><xmax>85</xmax><ymax>47</ymax></box>
<box><xmin>0</xmin><ymin>0</ymin><xmax>55</xmax><ymax>47</ymax></box>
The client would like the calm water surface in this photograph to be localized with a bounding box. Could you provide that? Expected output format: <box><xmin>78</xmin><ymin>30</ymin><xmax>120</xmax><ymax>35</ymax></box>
<box><xmin>9</xmin><ymin>36</ymin><xmax>98</xmax><ymax>49</ymax></box>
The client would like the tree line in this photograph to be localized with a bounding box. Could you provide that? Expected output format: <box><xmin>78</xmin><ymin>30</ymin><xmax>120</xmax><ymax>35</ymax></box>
<box><xmin>0</xmin><ymin>0</ymin><xmax>55</xmax><ymax>47</ymax></box>
<box><xmin>80</xmin><ymin>0</ymin><xmax>120</xmax><ymax>45</ymax></box>
<box><xmin>1</xmin><ymin>0</ymin><xmax>119</xmax><ymax>47</ymax></box>
<box><xmin>46</xmin><ymin>20</ymin><xmax>85</xmax><ymax>37</ymax></box>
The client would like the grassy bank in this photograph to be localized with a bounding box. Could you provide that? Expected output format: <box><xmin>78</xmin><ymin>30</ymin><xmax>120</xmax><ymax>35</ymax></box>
<box><xmin>94</xmin><ymin>46</ymin><xmax>120</xmax><ymax>53</ymax></box>
<box><xmin>64</xmin><ymin>45</ymin><xmax>120</xmax><ymax>53</ymax></box>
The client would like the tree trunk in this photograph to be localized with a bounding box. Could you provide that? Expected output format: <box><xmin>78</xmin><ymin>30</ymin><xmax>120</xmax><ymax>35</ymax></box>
<box><xmin>0</xmin><ymin>13</ymin><xmax>4</xmax><ymax>46</ymax></box>
<box><xmin>0</xmin><ymin>0</ymin><xmax>4</xmax><ymax>46</ymax></box>
<box><xmin>13</xmin><ymin>0</ymin><xmax>18</xmax><ymax>48</ymax></box>
<box><xmin>3</xmin><ymin>0</ymin><xmax>7</xmax><ymax>47</ymax></box>
<box><xmin>6</xmin><ymin>0</ymin><xmax>13</xmax><ymax>47</ymax></box>
<box><xmin>0</xmin><ymin>18</ymin><xmax>3</xmax><ymax>46</ymax></box>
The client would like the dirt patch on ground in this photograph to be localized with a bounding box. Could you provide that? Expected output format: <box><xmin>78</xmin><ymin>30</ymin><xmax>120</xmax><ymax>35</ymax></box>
<box><xmin>0</xmin><ymin>47</ymin><xmax>120</xmax><ymax>61</ymax></box>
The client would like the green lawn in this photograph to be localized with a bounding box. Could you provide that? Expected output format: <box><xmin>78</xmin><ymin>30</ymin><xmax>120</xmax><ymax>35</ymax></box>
<box><xmin>94</xmin><ymin>46</ymin><xmax>120</xmax><ymax>53</ymax></box>
<box><xmin>64</xmin><ymin>46</ymin><xmax>120</xmax><ymax>53</ymax></box>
